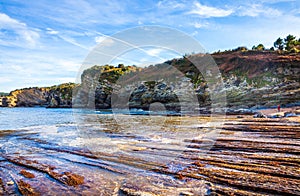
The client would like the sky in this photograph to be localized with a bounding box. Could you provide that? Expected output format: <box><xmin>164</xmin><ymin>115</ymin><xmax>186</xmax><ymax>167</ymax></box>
<box><xmin>0</xmin><ymin>0</ymin><xmax>300</xmax><ymax>92</ymax></box>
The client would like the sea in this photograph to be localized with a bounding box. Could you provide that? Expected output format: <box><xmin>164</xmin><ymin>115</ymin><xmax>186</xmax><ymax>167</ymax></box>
<box><xmin>0</xmin><ymin>107</ymin><xmax>79</xmax><ymax>130</ymax></box>
<box><xmin>0</xmin><ymin>107</ymin><xmax>220</xmax><ymax>195</ymax></box>
<box><xmin>0</xmin><ymin>107</ymin><xmax>180</xmax><ymax>130</ymax></box>
<box><xmin>0</xmin><ymin>107</ymin><xmax>218</xmax><ymax>159</ymax></box>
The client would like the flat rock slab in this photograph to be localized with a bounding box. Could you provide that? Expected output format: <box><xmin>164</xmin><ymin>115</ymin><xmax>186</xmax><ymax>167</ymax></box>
<box><xmin>0</xmin><ymin>115</ymin><xmax>299</xmax><ymax>195</ymax></box>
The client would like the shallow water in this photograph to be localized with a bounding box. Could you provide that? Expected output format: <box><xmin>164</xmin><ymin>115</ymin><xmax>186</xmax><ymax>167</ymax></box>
<box><xmin>0</xmin><ymin>107</ymin><xmax>77</xmax><ymax>130</ymax></box>
<box><xmin>0</xmin><ymin>108</ymin><xmax>299</xmax><ymax>195</ymax></box>
<box><xmin>0</xmin><ymin>107</ymin><xmax>182</xmax><ymax>130</ymax></box>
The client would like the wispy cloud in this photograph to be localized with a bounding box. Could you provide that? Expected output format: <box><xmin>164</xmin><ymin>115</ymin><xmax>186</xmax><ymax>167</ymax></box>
<box><xmin>57</xmin><ymin>34</ymin><xmax>90</xmax><ymax>50</ymax></box>
<box><xmin>259</xmin><ymin>0</ymin><xmax>296</xmax><ymax>4</ymax></box>
<box><xmin>157</xmin><ymin>0</ymin><xmax>186</xmax><ymax>10</ymax></box>
<box><xmin>46</xmin><ymin>28</ymin><xmax>59</xmax><ymax>35</ymax></box>
<box><xmin>193</xmin><ymin>21</ymin><xmax>209</xmax><ymax>29</ymax></box>
<box><xmin>94</xmin><ymin>36</ymin><xmax>115</xmax><ymax>46</ymax></box>
<box><xmin>188</xmin><ymin>2</ymin><xmax>233</xmax><ymax>18</ymax></box>
<box><xmin>235</xmin><ymin>3</ymin><xmax>282</xmax><ymax>17</ymax></box>
<box><xmin>145</xmin><ymin>48</ymin><xmax>164</xmax><ymax>56</ymax></box>
<box><xmin>0</xmin><ymin>13</ymin><xmax>40</xmax><ymax>48</ymax></box>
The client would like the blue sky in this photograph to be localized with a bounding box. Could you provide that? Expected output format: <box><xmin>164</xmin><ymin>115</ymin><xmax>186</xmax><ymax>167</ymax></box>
<box><xmin>0</xmin><ymin>0</ymin><xmax>300</xmax><ymax>92</ymax></box>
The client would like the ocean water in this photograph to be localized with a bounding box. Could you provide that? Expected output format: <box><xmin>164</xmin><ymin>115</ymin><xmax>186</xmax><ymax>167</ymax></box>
<box><xmin>0</xmin><ymin>107</ymin><xmax>179</xmax><ymax>130</ymax></box>
<box><xmin>0</xmin><ymin>107</ymin><xmax>221</xmax><ymax>159</ymax></box>
<box><xmin>0</xmin><ymin>108</ymin><xmax>225</xmax><ymax>195</ymax></box>
<box><xmin>0</xmin><ymin>107</ymin><xmax>79</xmax><ymax>130</ymax></box>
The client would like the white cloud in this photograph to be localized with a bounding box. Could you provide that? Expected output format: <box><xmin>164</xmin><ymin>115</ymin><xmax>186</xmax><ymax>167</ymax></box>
<box><xmin>157</xmin><ymin>0</ymin><xmax>186</xmax><ymax>9</ymax></box>
<box><xmin>46</xmin><ymin>28</ymin><xmax>59</xmax><ymax>35</ymax></box>
<box><xmin>236</xmin><ymin>4</ymin><xmax>282</xmax><ymax>17</ymax></box>
<box><xmin>260</xmin><ymin>0</ymin><xmax>296</xmax><ymax>4</ymax></box>
<box><xmin>193</xmin><ymin>22</ymin><xmax>209</xmax><ymax>29</ymax></box>
<box><xmin>94</xmin><ymin>36</ymin><xmax>115</xmax><ymax>46</ymax></box>
<box><xmin>95</xmin><ymin>36</ymin><xmax>105</xmax><ymax>43</ymax></box>
<box><xmin>57</xmin><ymin>35</ymin><xmax>90</xmax><ymax>50</ymax></box>
<box><xmin>145</xmin><ymin>48</ymin><xmax>164</xmax><ymax>56</ymax></box>
<box><xmin>191</xmin><ymin>31</ymin><xmax>198</xmax><ymax>36</ymax></box>
<box><xmin>0</xmin><ymin>13</ymin><xmax>40</xmax><ymax>47</ymax></box>
<box><xmin>188</xmin><ymin>2</ymin><xmax>233</xmax><ymax>18</ymax></box>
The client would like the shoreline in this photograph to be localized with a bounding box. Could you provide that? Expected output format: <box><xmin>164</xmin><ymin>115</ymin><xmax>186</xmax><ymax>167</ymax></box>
<box><xmin>1</xmin><ymin>104</ymin><xmax>300</xmax><ymax>117</ymax></box>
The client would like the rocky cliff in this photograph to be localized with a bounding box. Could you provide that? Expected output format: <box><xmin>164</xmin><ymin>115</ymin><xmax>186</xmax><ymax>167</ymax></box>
<box><xmin>212</xmin><ymin>51</ymin><xmax>300</xmax><ymax>109</ymax></box>
<box><xmin>1</xmin><ymin>51</ymin><xmax>299</xmax><ymax>111</ymax></box>
<box><xmin>0</xmin><ymin>83</ymin><xmax>76</xmax><ymax>108</ymax></box>
<box><xmin>74</xmin><ymin>51</ymin><xmax>299</xmax><ymax>112</ymax></box>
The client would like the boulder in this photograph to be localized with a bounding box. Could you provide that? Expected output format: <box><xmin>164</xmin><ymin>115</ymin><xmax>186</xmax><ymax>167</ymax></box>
<box><xmin>253</xmin><ymin>112</ymin><xmax>267</xmax><ymax>118</ymax></box>
<box><xmin>267</xmin><ymin>112</ymin><xmax>285</xmax><ymax>118</ymax></box>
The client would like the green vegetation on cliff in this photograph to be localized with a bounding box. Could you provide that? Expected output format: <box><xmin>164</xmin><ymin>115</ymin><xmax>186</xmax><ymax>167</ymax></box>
<box><xmin>81</xmin><ymin>64</ymin><xmax>141</xmax><ymax>84</ymax></box>
<box><xmin>48</xmin><ymin>83</ymin><xmax>77</xmax><ymax>101</ymax></box>
<box><xmin>215</xmin><ymin>34</ymin><xmax>300</xmax><ymax>54</ymax></box>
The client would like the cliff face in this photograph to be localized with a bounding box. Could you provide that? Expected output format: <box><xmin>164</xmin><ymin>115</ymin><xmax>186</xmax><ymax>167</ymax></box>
<box><xmin>1</xmin><ymin>51</ymin><xmax>299</xmax><ymax>110</ymax></box>
<box><xmin>0</xmin><ymin>83</ymin><xmax>76</xmax><ymax>108</ymax></box>
<box><xmin>213</xmin><ymin>51</ymin><xmax>300</xmax><ymax>84</ymax></box>
<box><xmin>7</xmin><ymin>88</ymin><xmax>47</xmax><ymax>107</ymax></box>
<box><xmin>72</xmin><ymin>51</ymin><xmax>299</xmax><ymax>112</ymax></box>
<box><xmin>72</xmin><ymin>65</ymin><xmax>141</xmax><ymax>109</ymax></box>
<box><xmin>212</xmin><ymin>51</ymin><xmax>300</xmax><ymax>108</ymax></box>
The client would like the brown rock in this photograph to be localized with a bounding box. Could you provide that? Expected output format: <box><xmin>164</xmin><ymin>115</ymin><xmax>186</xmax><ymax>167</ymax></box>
<box><xmin>20</xmin><ymin>170</ymin><xmax>35</xmax><ymax>179</ymax></box>
<box><xmin>59</xmin><ymin>172</ymin><xmax>84</xmax><ymax>186</ymax></box>
<box><xmin>17</xmin><ymin>180</ymin><xmax>40</xmax><ymax>196</ymax></box>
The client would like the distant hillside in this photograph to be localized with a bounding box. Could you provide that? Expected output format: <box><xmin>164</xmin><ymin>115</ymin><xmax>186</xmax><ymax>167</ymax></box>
<box><xmin>0</xmin><ymin>92</ymin><xmax>8</xmax><ymax>96</ymax></box>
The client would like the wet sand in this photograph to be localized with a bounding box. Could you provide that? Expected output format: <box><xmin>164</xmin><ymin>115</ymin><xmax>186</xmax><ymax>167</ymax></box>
<box><xmin>0</xmin><ymin>115</ymin><xmax>299</xmax><ymax>195</ymax></box>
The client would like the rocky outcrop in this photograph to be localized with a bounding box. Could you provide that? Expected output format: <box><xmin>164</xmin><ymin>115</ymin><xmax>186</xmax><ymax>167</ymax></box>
<box><xmin>0</xmin><ymin>97</ymin><xmax>8</xmax><ymax>107</ymax></box>
<box><xmin>5</xmin><ymin>88</ymin><xmax>48</xmax><ymax>107</ymax></box>
<box><xmin>0</xmin><ymin>83</ymin><xmax>75</xmax><ymax>108</ymax></box>
<box><xmin>72</xmin><ymin>65</ymin><xmax>140</xmax><ymax>109</ymax></box>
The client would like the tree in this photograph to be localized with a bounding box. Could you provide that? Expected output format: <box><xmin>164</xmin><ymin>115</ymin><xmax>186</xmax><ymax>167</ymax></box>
<box><xmin>117</xmin><ymin>64</ymin><xmax>125</xmax><ymax>69</ymax></box>
<box><xmin>284</xmin><ymin>34</ymin><xmax>296</xmax><ymax>43</ymax></box>
<box><xmin>274</xmin><ymin>37</ymin><xmax>284</xmax><ymax>50</ymax></box>
<box><xmin>234</xmin><ymin>46</ymin><xmax>248</xmax><ymax>52</ymax></box>
<box><xmin>252</xmin><ymin>44</ymin><xmax>265</xmax><ymax>51</ymax></box>
<box><xmin>284</xmin><ymin>34</ymin><xmax>296</xmax><ymax>51</ymax></box>
<box><xmin>256</xmin><ymin>44</ymin><xmax>265</xmax><ymax>51</ymax></box>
